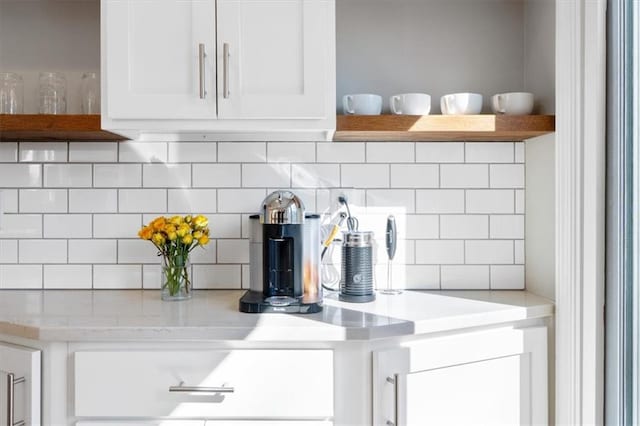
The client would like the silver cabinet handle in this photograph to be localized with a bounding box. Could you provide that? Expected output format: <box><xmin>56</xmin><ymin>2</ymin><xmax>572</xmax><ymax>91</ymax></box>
<box><xmin>386</xmin><ymin>375</ymin><xmax>398</xmax><ymax>426</ymax></box>
<box><xmin>223</xmin><ymin>42</ymin><xmax>230</xmax><ymax>99</ymax></box>
<box><xmin>6</xmin><ymin>373</ymin><xmax>26</xmax><ymax>426</ymax></box>
<box><xmin>198</xmin><ymin>43</ymin><xmax>207</xmax><ymax>99</ymax></box>
<box><xmin>169</xmin><ymin>381</ymin><xmax>234</xmax><ymax>393</ymax></box>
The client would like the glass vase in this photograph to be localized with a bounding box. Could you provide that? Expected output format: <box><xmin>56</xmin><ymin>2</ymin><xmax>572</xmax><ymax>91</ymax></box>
<box><xmin>161</xmin><ymin>256</ymin><xmax>192</xmax><ymax>301</ymax></box>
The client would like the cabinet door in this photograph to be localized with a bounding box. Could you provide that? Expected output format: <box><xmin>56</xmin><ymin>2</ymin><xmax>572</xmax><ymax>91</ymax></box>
<box><xmin>103</xmin><ymin>0</ymin><xmax>216</xmax><ymax>119</ymax></box>
<box><xmin>374</xmin><ymin>326</ymin><xmax>548</xmax><ymax>426</ymax></box>
<box><xmin>217</xmin><ymin>0</ymin><xmax>332</xmax><ymax>119</ymax></box>
<box><xmin>0</xmin><ymin>342</ymin><xmax>41</xmax><ymax>426</ymax></box>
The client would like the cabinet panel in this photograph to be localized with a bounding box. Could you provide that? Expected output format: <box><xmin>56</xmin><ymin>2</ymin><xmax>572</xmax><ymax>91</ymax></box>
<box><xmin>74</xmin><ymin>349</ymin><xmax>333</xmax><ymax>419</ymax></box>
<box><xmin>0</xmin><ymin>342</ymin><xmax>41</xmax><ymax>426</ymax></box>
<box><xmin>217</xmin><ymin>0</ymin><xmax>332</xmax><ymax>119</ymax></box>
<box><xmin>103</xmin><ymin>0</ymin><xmax>216</xmax><ymax>119</ymax></box>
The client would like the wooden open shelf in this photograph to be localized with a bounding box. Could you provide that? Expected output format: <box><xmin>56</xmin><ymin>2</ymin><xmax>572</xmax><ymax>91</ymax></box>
<box><xmin>334</xmin><ymin>114</ymin><xmax>555</xmax><ymax>142</ymax></box>
<box><xmin>0</xmin><ymin>114</ymin><xmax>124</xmax><ymax>142</ymax></box>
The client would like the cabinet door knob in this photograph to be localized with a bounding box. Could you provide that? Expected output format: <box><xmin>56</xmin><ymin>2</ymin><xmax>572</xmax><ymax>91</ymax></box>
<box><xmin>6</xmin><ymin>373</ymin><xmax>26</xmax><ymax>426</ymax></box>
<box><xmin>169</xmin><ymin>381</ymin><xmax>235</xmax><ymax>394</ymax></box>
<box><xmin>199</xmin><ymin>43</ymin><xmax>207</xmax><ymax>99</ymax></box>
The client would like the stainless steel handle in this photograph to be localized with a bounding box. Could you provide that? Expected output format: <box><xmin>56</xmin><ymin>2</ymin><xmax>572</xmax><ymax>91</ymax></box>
<box><xmin>198</xmin><ymin>43</ymin><xmax>207</xmax><ymax>99</ymax></box>
<box><xmin>6</xmin><ymin>373</ymin><xmax>26</xmax><ymax>426</ymax></box>
<box><xmin>169</xmin><ymin>382</ymin><xmax>234</xmax><ymax>393</ymax></box>
<box><xmin>386</xmin><ymin>375</ymin><xmax>398</xmax><ymax>426</ymax></box>
<box><xmin>223</xmin><ymin>42</ymin><xmax>230</xmax><ymax>99</ymax></box>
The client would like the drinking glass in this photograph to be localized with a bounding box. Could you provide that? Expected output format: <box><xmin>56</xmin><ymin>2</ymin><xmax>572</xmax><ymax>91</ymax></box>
<box><xmin>0</xmin><ymin>73</ymin><xmax>24</xmax><ymax>114</ymax></box>
<box><xmin>81</xmin><ymin>72</ymin><xmax>100</xmax><ymax>114</ymax></box>
<box><xmin>39</xmin><ymin>72</ymin><xmax>67</xmax><ymax>114</ymax></box>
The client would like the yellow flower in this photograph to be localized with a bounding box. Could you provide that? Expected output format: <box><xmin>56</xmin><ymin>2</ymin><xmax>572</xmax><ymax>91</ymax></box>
<box><xmin>151</xmin><ymin>216</ymin><xmax>166</xmax><ymax>231</ymax></box>
<box><xmin>138</xmin><ymin>226</ymin><xmax>153</xmax><ymax>240</ymax></box>
<box><xmin>182</xmin><ymin>234</ymin><xmax>194</xmax><ymax>245</ymax></box>
<box><xmin>193</xmin><ymin>215</ymin><xmax>208</xmax><ymax>229</ymax></box>
<box><xmin>185</xmin><ymin>215</ymin><xmax>192</xmax><ymax>224</ymax></box>
<box><xmin>152</xmin><ymin>233</ymin><xmax>166</xmax><ymax>246</ymax></box>
<box><xmin>164</xmin><ymin>224</ymin><xmax>176</xmax><ymax>234</ymax></box>
<box><xmin>170</xmin><ymin>215</ymin><xmax>183</xmax><ymax>226</ymax></box>
<box><xmin>198</xmin><ymin>235</ymin><xmax>210</xmax><ymax>246</ymax></box>
<box><xmin>176</xmin><ymin>223</ymin><xmax>191</xmax><ymax>238</ymax></box>
<box><xmin>167</xmin><ymin>231</ymin><xmax>178</xmax><ymax>241</ymax></box>
<box><xmin>193</xmin><ymin>230</ymin><xmax>203</xmax><ymax>239</ymax></box>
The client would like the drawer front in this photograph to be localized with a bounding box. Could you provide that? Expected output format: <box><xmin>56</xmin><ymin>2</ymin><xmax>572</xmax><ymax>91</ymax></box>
<box><xmin>74</xmin><ymin>350</ymin><xmax>333</xmax><ymax>419</ymax></box>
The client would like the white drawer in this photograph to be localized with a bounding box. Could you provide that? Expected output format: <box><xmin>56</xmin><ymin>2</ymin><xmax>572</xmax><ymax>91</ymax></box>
<box><xmin>74</xmin><ymin>350</ymin><xmax>333</xmax><ymax>419</ymax></box>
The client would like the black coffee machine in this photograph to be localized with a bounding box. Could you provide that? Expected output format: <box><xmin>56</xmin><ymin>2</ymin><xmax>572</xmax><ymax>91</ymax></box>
<box><xmin>239</xmin><ymin>191</ymin><xmax>322</xmax><ymax>313</ymax></box>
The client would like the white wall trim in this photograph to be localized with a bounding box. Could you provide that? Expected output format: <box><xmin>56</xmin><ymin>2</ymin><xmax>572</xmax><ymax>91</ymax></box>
<box><xmin>556</xmin><ymin>0</ymin><xmax>607</xmax><ymax>424</ymax></box>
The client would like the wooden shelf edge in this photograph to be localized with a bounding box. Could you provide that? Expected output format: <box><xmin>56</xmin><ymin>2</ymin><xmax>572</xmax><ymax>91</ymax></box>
<box><xmin>334</xmin><ymin>114</ymin><xmax>555</xmax><ymax>142</ymax></box>
<box><xmin>0</xmin><ymin>114</ymin><xmax>125</xmax><ymax>142</ymax></box>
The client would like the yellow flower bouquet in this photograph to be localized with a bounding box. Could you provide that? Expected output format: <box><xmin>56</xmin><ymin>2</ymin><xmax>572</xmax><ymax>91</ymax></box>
<box><xmin>138</xmin><ymin>214</ymin><xmax>210</xmax><ymax>300</ymax></box>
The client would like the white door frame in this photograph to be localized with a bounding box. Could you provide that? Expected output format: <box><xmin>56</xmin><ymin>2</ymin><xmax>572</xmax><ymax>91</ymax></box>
<box><xmin>556</xmin><ymin>0</ymin><xmax>607</xmax><ymax>424</ymax></box>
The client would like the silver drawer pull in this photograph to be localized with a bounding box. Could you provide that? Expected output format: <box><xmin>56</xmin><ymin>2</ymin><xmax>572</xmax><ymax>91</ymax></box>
<box><xmin>198</xmin><ymin>43</ymin><xmax>207</xmax><ymax>99</ymax></box>
<box><xmin>223</xmin><ymin>42</ymin><xmax>230</xmax><ymax>99</ymax></box>
<box><xmin>169</xmin><ymin>381</ymin><xmax>234</xmax><ymax>394</ymax></box>
<box><xmin>7</xmin><ymin>373</ymin><xmax>26</xmax><ymax>426</ymax></box>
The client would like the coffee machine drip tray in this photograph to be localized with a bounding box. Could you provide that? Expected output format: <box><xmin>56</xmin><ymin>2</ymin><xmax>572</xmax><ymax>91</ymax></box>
<box><xmin>239</xmin><ymin>290</ymin><xmax>323</xmax><ymax>314</ymax></box>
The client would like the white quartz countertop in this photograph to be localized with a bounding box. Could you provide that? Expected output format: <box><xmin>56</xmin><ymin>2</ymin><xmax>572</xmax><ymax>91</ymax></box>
<box><xmin>0</xmin><ymin>290</ymin><xmax>553</xmax><ymax>342</ymax></box>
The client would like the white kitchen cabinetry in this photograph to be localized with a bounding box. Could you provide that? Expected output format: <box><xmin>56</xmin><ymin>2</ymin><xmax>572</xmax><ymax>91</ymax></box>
<box><xmin>0</xmin><ymin>342</ymin><xmax>41</xmax><ymax>426</ymax></box>
<box><xmin>374</xmin><ymin>326</ymin><xmax>548</xmax><ymax>426</ymax></box>
<box><xmin>101</xmin><ymin>0</ymin><xmax>336</xmax><ymax>140</ymax></box>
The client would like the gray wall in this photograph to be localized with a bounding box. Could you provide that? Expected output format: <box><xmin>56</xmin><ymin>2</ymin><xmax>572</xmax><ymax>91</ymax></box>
<box><xmin>524</xmin><ymin>0</ymin><xmax>555</xmax><ymax>113</ymax></box>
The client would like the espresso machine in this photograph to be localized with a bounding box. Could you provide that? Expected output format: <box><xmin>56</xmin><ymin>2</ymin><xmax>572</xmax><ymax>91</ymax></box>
<box><xmin>239</xmin><ymin>190</ymin><xmax>322</xmax><ymax>313</ymax></box>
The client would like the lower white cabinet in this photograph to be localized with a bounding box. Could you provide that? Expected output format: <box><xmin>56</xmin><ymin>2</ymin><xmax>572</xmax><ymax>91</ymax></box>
<box><xmin>76</xmin><ymin>422</ymin><xmax>332</xmax><ymax>426</ymax></box>
<box><xmin>0</xmin><ymin>342</ymin><xmax>41</xmax><ymax>426</ymax></box>
<box><xmin>74</xmin><ymin>349</ymin><xmax>333</xmax><ymax>420</ymax></box>
<box><xmin>373</xmin><ymin>326</ymin><xmax>548</xmax><ymax>426</ymax></box>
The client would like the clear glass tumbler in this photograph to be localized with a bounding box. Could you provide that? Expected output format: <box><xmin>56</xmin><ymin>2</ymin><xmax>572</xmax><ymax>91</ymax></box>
<box><xmin>0</xmin><ymin>72</ymin><xmax>24</xmax><ymax>114</ymax></box>
<box><xmin>39</xmin><ymin>72</ymin><xmax>67</xmax><ymax>114</ymax></box>
<box><xmin>81</xmin><ymin>72</ymin><xmax>100</xmax><ymax>114</ymax></box>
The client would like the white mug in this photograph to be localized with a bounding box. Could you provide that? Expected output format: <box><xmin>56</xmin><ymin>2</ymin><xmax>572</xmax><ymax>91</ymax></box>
<box><xmin>492</xmin><ymin>92</ymin><xmax>534</xmax><ymax>115</ymax></box>
<box><xmin>390</xmin><ymin>93</ymin><xmax>431</xmax><ymax>115</ymax></box>
<box><xmin>343</xmin><ymin>94</ymin><xmax>382</xmax><ymax>115</ymax></box>
<box><xmin>440</xmin><ymin>92</ymin><xmax>483</xmax><ymax>115</ymax></box>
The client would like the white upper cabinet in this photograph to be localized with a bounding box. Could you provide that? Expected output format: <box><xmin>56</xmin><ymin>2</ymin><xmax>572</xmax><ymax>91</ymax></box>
<box><xmin>101</xmin><ymin>0</ymin><xmax>335</xmax><ymax>140</ymax></box>
<box><xmin>217</xmin><ymin>0</ymin><xmax>330</xmax><ymax>119</ymax></box>
<box><xmin>103</xmin><ymin>0</ymin><xmax>217</xmax><ymax>119</ymax></box>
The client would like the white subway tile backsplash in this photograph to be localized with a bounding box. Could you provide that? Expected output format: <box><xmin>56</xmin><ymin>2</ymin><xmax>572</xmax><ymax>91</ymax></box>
<box><xmin>268</xmin><ymin>142</ymin><xmax>316</xmax><ymax>163</ymax></box>
<box><xmin>390</xmin><ymin>164</ymin><xmax>438</xmax><ymax>188</ymax></box>
<box><xmin>44</xmin><ymin>214</ymin><xmax>92</xmax><ymax>238</ymax></box>
<box><xmin>440</xmin><ymin>215</ymin><xmax>488</xmax><ymax>239</ymax></box>
<box><xmin>366</xmin><ymin>189</ymin><xmax>415</xmax><ymax>213</ymax></box>
<box><xmin>19</xmin><ymin>189</ymin><xmax>67</xmax><ymax>213</ymax></box>
<box><xmin>192</xmin><ymin>164</ymin><xmax>241</xmax><ymax>188</ymax></box>
<box><xmin>44</xmin><ymin>164</ymin><xmax>92</xmax><ymax>187</ymax></box>
<box><xmin>93</xmin><ymin>214</ymin><xmax>141</xmax><ymax>238</ymax></box>
<box><xmin>207</xmin><ymin>214</ymin><xmax>241</xmax><ymax>238</ymax></box>
<box><xmin>142</xmin><ymin>264</ymin><xmax>162</xmax><ymax>289</ymax></box>
<box><xmin>19</xmin><ymin>239</ymin><xmax>67</xmax><ymax>263</ymax></box>
<box><xmin>190</xmin><ymin>242</ymin><xmax>216</xmax><ymax>264</ymax></box>
<box><xmin>93</xmin><ymin>264</ymin><xmax>141</xmax><ymax>289</ymax></box>
<box><xmin>416</xmin><ymin>143</ymin><xmax>464</xmax><ymax>163</ymax></box>
<box><xmin>69</xmin><ymin>142</ymin><xmax>118</xmax><ymax>163</ymax></box>
<box><xmin>440</xmin><ymin>164</ymin><xmax>488</xmax><ymax>188</ymax></box>
<box><xmin>490</xmin><ymin>164</ymin><xmax>524</xmax><ymax>188</ymax></box>
<box><xmin>317</xmin><ymin>142</ymin><xmax>365</xmax><ymax>163</ymax></box>
<box><xmin>342</xmin><ymin>164</ymin><xmax>389</xmax><ymax>188</ymax></box>
<box><xmin>119</xmin><ymin>142</ymin><xmax>167</xmax><ymax>163</ymax></box>
<box><xmin>490</xmin><ymin>265</ymin><xmax>525</xmax><ymax>289</ymax></box>
<box><xmin>466</xmin><ymin>190</ymin><xmax>514</xmax><ymax>214</ymax></box>
<box><xmin>441</xmin><ymin>265</ymin><xmax>490</xmax><ymax>289</ymax></box>
<box><xmin>465</xmin><ymin>142</ymin><xmax>514</xmax><ymax>163</ymax></box>
<box><xmin>168</xmin><ymin>189</ymin><xmax>217</xmax><ymax>213</ymax></box>
<box><xmin>415</xmin><ymin>240</ymin><xmax>464</xmax><ymax>264</ymax></box>
<box><xmin>218</xmin><ymin>189</ymin><xmax>266</xmax><ymax>213</ymax></box>
<box><xmin>515</xmin><ymin>240</ymin><xmax>525</xmax><ymax>264</ymax></box>
<box><xmin>1</xmin><ymin>189</ymin><xmax>18</xmax><ymax>212</ymax></box>
<box><xmin>118</xmin><ymin>239</ymin><xmax>160</xmax><ymax>263</ymax></box>
<box><xmin>0</xmin><ymin>240</ymin><xmax>17</xmax><ymax>263</ymax></box>
<box><xmin>143</xmin><ymin>164</ymin><xmax>191</xmax><ymax>188</ymax></box>
<box><xmin>0</xmin><ymin>164</ymin><xmax>41</xmax><ymax>187</ymax></box>
<box><xmin>118</xmin><ymin>189</ymin><xmax>165</xmax><ymax>213</ymax></box>
<box><xmin>168</xmin><ymin>142</ymin><xmax>217</xmax><ymax>163</ymax></box>
<box><xmin>44</xmin><ymin>265</ymin><xmax>92</xmax><ymax>289</ymax></box>
<box><xmin>218</xmin><ymin>142</ymin><xmax>265</xmax><ymax>162</ymax></box>
<box><xmin>193</xmin><ymin>264</ymin><xmax>241</xmax><ymax>289</ymax></box>
<box><xmin>465</xmin><ymin>240</ymin><xmax>513</xmax><ymax>264</ymax></box>
<box><xmin>242</xmin><ymin>264</ymin><xmax>251</xmax><ymax>289</ymax></box>
<box><xmin>0</xmin><ymin>265</ymin><xmax>42</xmax><ymax>289</ymax></box>
<box><xmin>70</xmin><ymin>189</ymin><xmax>118</xmax><ymax>213</ymax></box>
<box><xmin>367</xmin><ymin>142</ymin><xmax>414</xmax><ymax>163</ymax></box>
<box><xmin>405</xmin><ymin>215</ymin><xmax>439</xmax><ymax>239</ymax></box>
<box><xmin>416</xmin><ymin>190</ymin><xmax>465</xmax><ymax>213</ymax></box>
<box><xmin>404</xmin><ymin>265</ymin><xmax>440</xmax><ymax>289</ymax></box>
<box><xmin>515</xmin><ymin>143</ymin><xmax>525</xmax><ymax>163</ymax></box>
<box><xmin>94</xmin><ymin>164</ymin><xmax>141</xmax><ymax>187</ymax></box>
<box><xmin>218</xmin><ymin>239</ymin><xmax>250</xmax><ymax>264</ymax></box>
<box><xmin>515</xmin><ymin>189</ymin><xmax>525</xmax><ymax>213</ymax></box>
<box><xmin>0</xmin><ymin>214</ymin><xmax>42</xmax><ymax>238</ymax></box>
<box><xmin>242</xmin><ymin>164</ymin><xmax>291</xmax><ymax>188</ymax></box>
<box><xmin>490</xmin><ymin>215</ymin><xmax>524</xmax><ymax>239</ymax></box>
<box><xmin>292</xmin><ymin>164</ymin><xmax>340</xmax><ymax>188</ymax></box>
<box><xmin>69</xmin><ymin>240</ymin><xmax>117</xmax><ymax>264</ymax></box>
<box><xmin>20</xmin><ymin>142</ymin><xmax>67</xmax><ymax>162</ymax></box>
<box><xmin>0</xmin><ymin>143</ymin><xmax>18</xmax><ymax>162</ymax></box>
